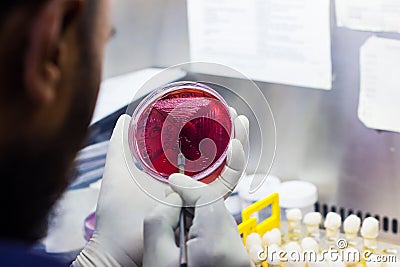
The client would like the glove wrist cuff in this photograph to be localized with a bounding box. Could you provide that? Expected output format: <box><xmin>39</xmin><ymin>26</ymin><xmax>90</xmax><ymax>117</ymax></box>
<box><xmin>72</xmin><ymin>235</ymin><xmax>137</xmax><ymax>267</ymax></box>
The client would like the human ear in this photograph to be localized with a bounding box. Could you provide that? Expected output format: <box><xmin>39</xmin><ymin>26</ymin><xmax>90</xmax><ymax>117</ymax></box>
<box><xmin>23</xmin><ymin>0</ymin><xmax>84</xmax><ymax>105</ymax></box>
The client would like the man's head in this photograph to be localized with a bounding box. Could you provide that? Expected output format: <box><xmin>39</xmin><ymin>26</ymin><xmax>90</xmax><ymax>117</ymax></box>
<box><xmin>0</xmin><ymin>0</ymin><xmax>112</xmax><ymax>242</ymax></box>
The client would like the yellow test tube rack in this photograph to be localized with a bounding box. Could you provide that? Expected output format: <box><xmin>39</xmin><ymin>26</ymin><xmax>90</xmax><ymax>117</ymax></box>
<box><xmin>238</xmin><ymin>193</ymin><xmax>281</xmax><ymax>267</ymax></box>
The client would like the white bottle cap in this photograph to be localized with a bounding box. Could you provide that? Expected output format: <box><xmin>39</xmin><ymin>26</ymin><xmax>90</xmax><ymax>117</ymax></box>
<box><xmin>324</xmin><ymin>212</ymin><xmax>341</xmax><ymax>229</ymax></box>
<box><xmin>284</xmin><ymin>242</ymin><xmax>306</xmax><ymax>267</ymax></box>
<box><xmin>263</xmin><ymin>228</ymin><xmax>282</xmax><ymax>246</ymax></box>
<box><xmin>246</xmin><ymin>233</ymin><xmax>262</xmax><ymax>248</ymax></box>
<box><xmin>284</xmin><ymin>241</ymin><xmax>302</xmax><ymax>253</ymax></box>
<box><xmin>278</xmin><ymin>181</ymin><xmax>318</xmax><ymax>208</ymax></box>
<box><xmin>304</xmin><ymin>212</ymin><xmax>322</xmax><ymax>225</ymax></box>
<box><xmin>360</xmin><ymin>217</ymin><xmax>379</xmax><ymax>239</ymax></box>
<box><xmin>286</xmin><ymin>208</ymin><xmax>302</xmax><ymax>221</ymax></box>
<box><xmin>301</xmin><ymin>237</ymin><xmax>319</xmax><ymax>252</ymax></box>
<box><xmin>247</xmin><ymin>244</ymin><xmax>264</xmax><ymax>264</ymax></box>
<box><xmin>267</xmin><ymin>244</ymin><xmax>281</xmax><ymax>265</ymax></box>
<box><xmin>343</xmin><ymin>215</ymin><xmax>361</xmax><ymax>234</ymax></box>
<box><xmin>238</xmin><ymin>174</ymin><xmax>281</xmax><ymax>202</ymax></box>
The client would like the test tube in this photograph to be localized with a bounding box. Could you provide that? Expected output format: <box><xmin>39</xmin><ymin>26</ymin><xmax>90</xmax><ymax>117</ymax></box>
<box><xmin>301</xmin><ymin>237</ymin><xmax>320</xmax><ymax>252</ymax></box>
<box><xmin>247</xmin><ymin>245</ymin><xmax>264</xmax><ymax>267</ymax></box>
<box><xmin>267</xmin><ymin>244</ymin><xmax>282</xmax><ymax>267</ymax></box>
<box><xmin>343</xmin><ymin>215</ymin><xmax>361</xmax><ymax>247</ymax></box>
<box><xmin>324</xmin><ymin>212</ymin><xmax>342</xmax><ymax>245</ymax></box>
<box><xmin>285</xmin><ymin>242</ymin><xmax>306</xmax><ymax>267</ymax></box>
<box><xmin>286</xmin><ymin>208</ymin><xmax>302</xmax><ymax>242</ymax></box>
<box><xmin>246</xmin><ymin>233</ymin><xmax>264</xmax><ymax>267</ymax></box>
<box><xmin>304</xmin><ymin>212</ymin><xmax>322</xmax><ymax>241</ymax></box>
<box><xmin>263</xmin><ymin>228</ymin><xmax>282</xmax><ymax>246</ymax></box>
<box><xmin>246</xmin><ymin>233</ymin><xmax>263</xmax><ymax>248</ymax></box>
<box><xmin>301</xmin><ymin>238</ymin><xmax>322</xmax><ymax>267</ymax></box>
<box><xmin>360</xmin><ymin>217</ymin><xmax>379</xmax><ymax>253</ymax></box>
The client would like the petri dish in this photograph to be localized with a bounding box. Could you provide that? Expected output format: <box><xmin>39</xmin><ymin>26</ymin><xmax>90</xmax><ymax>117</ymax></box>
<box><xmin>83</xmin><ymin>211</ymin><xmax>96</xmax><ymax>242</ymax></box>
<box><xmin>128</xmin><ymin>81</ymin><xmax>233</xmax><ymax>184</ymax></box>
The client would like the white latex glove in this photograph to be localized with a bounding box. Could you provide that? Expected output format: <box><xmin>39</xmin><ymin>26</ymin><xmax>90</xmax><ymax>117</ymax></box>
<box><xmin>143</xmin><ymin>173</ymin><xmax>254</xmax><ymax>267</ymax></box>
<box><xmin>142</xmin><ymin>192</ymin><xmax>183</xmax><ymax>267</ymax></box>
<box><xmin>73</xmin><ymin>107</ymin><xmax>249</xmax><ymax>267</ymax></box>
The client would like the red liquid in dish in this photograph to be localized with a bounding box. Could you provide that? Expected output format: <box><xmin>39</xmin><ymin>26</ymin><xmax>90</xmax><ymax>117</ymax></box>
<box><xmin>131</xmin><ymin>87</ymin><xmax>232</xmax><ymax>183</ymax></box>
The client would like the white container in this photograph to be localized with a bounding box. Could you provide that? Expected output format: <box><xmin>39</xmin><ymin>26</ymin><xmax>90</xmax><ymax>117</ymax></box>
<box><xmin>237</xmin><ymin>174</ymin><xmax>281</xmax><ymax>221</ymax></box>
<box><xmin>224</xmin><ymin>186</ymin><xmax>242</xmax><ymax>223</ymax></box>
<box><xmin>278</xmin><ymin>180</ymin><xmax>318</xmax><ymax>221</ymax></box>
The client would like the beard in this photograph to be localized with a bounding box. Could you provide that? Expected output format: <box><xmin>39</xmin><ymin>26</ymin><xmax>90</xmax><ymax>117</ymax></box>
<box><xmin>0</xmin><ymin>51</ymin><xmax>101</xmax><ymax>243</ymax></box>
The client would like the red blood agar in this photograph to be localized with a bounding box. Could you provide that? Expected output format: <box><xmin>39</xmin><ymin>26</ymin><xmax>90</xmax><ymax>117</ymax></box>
<box><xmin>129</xmin><ymin>82</ymin><xmax>232</xmax><ymax>183</ymax></box>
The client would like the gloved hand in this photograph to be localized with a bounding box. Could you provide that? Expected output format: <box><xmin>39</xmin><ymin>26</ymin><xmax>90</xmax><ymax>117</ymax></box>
<box><xmin>72</xmin><ymin>107</ymin><xmax>249</xmax><ymax>267</ymax></box>
<box><xmin>143</xmin><ymin>173</ymin><xmax>254</xmax><ymax>267</ymax></box>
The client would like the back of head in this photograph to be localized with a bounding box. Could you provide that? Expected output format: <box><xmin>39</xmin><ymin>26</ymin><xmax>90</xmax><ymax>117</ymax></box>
<box><xmin>0</xmin><ymin>0</ymin><xmax>111</xmax><ymax>243</ymax></box>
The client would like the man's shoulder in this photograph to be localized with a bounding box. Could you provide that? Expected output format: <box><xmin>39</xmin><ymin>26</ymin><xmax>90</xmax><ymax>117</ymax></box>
<box><xmin>0</xmin><ymin>241</ymin><xmax>66</xmax><ymax>267</ymax></box>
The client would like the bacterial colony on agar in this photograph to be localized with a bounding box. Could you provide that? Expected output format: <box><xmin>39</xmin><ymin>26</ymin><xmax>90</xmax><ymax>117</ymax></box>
<box><xmin>129</xmin><ymin>82</ymin><xmax>233</xmax><ymax>183</ymax></box>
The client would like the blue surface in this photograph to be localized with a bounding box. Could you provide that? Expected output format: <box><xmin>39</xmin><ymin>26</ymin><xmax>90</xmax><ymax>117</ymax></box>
<box><xmin>0</xmin><ymin>242</ymin><xmax>67</xmax><ymax>267</ymax></box>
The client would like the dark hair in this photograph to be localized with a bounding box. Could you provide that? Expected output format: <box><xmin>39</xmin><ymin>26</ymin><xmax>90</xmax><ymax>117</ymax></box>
<box><xmin>0</xmin><ymin>2</ymin><xmax>49</xmax><ymax>21</ymax></box>
<box><xmin>0</xmin><ymin>0</ymin><xmax>99</xmax><ymax>243</ymax></box>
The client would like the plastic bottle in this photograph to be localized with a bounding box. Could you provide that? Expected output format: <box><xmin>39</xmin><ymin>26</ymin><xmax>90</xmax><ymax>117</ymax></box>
<box><xmin>287</xmin><ymin>208</ymin><xmax>303</xmax><ymax>242</ymax></box>
<box><xmin>304</xmin><ymin>212</ymin><xmax>322</xmax><ymax>241</ymax></box>
<box><xmin>324</xmin><ymin>212</ymin><xmax>342</xmax><ymax>245</ymax></box>
<box><xmin>360</xmin><ymin>217</ymin><xmax>379</xmax><ymax>253</ymax></box>
<box><xmin>343</xmin><ymin>215</ymin><xmax>361</xmax><ymax>247</ymax></box>
<box><xmin>278</xmin><ymin>181</ymin><xmax>318</xmax><ymax>221</ymax></box>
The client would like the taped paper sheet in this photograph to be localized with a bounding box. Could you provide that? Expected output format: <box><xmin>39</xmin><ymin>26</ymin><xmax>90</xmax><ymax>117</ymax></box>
<box><xmin>359</xmin><ymin>36</ymin><xmax>400</xmax><ymax>133</ymax></box>
<box><xmin>335</xmin><ymin>0</ymin><xmax>400</xmax><ymax>33</ymax></box>
<box><xmin>187</xmin><ymin>0</ymin><xmax>332</xmax><ymax>90</ymax></box>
